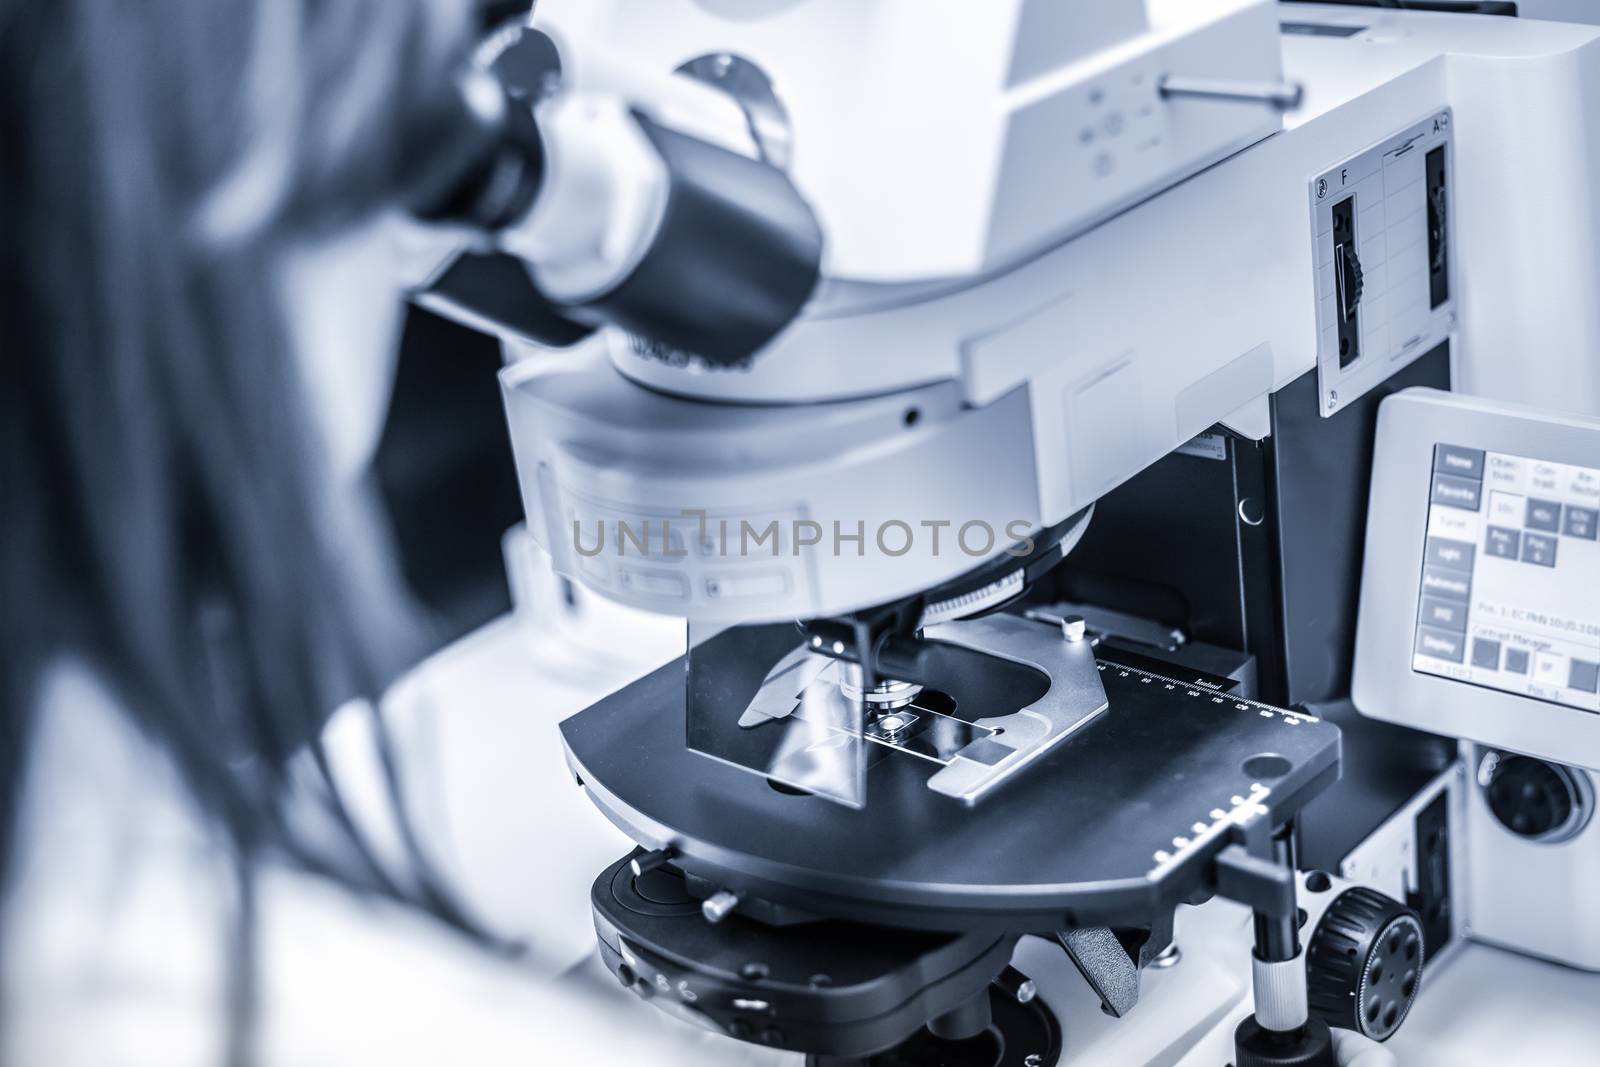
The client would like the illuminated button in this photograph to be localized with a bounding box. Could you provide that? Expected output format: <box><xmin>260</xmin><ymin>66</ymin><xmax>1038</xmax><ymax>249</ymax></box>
<box><xmin>1534</xmin><ymin>652</ymin><xmax>1570</xmax><ymax>687</ymax></box>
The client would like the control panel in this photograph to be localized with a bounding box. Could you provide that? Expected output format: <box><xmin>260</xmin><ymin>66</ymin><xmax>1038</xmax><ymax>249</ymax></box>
<box><xmin>1413</xmin><ymin>444</ymin><xmax>1600</xmax><ymax>712</ymax></box>
<box><xmin>1354</xmin><ymin>390</ymin><xmax>1600</xmax><ymax>769</ymax></box>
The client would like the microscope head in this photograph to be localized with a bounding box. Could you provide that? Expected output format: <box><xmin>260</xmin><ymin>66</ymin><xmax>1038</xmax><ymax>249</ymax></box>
<box><xmin>499</xmin><ymin>0</ymin><xmax>1297</xmax><ymax>626</ymax></box>
<box><xmin>534</xmin><ymin>0</ymin><xmax>1286</xmax><ymax>286</ymax></box>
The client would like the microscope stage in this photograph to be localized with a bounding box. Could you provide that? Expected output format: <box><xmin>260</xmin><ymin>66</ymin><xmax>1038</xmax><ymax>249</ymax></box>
<box><xmin>561</xmin><ymin>638</ymin><xmax>1339</xmax><ymax>933</ymax></box>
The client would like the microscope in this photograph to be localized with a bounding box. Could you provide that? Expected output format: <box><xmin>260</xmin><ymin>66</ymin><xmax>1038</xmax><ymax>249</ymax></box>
<box><xmin>410</xmin><ymin>2</ymin><xmax>1600</xmax><ymax>1063</ymax></box>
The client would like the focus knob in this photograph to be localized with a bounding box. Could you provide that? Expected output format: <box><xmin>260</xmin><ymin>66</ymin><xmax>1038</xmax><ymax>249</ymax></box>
<box><xmin>1481</xmin><ymin>752</ymin><xmax>1588</xmax><ymax>841</ymax></box>
<box><xmin>1305</xmin><ymin>887</ymin><xmax>1423</xmax><ymax>1042</ymax></box>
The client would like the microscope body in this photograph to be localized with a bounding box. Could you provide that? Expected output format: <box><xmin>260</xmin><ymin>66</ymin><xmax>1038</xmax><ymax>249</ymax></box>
<box><xmin>503</xmin><ymin>2</ymin><xmax>1600</xmax><ymax>626</ymax></box>
<box><xmin>430</xmin><ymin>1</ymin><xmax>1600</xmax><ymax>1062</ymax></box>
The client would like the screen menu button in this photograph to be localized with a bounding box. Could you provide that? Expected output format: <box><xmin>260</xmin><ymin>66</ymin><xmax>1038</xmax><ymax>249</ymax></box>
<box><xmin>1432</xmin><ymin>474</ymin><xmax>1482</xmax><ymax>511</ymax></box>
<box><xmin>1419</xmin><ymin>596</ymin><xmax>1469</xmax><ymax>632</ymax></box>
<box><xmin>1484</xmin><ymin>526</ymin><xmax>1521</xmax><ymax>560</ymax></box>
<box><xmin>1416</xmin><ymin>626</ymin><xmax>1466</xmax><ymax>664</ymax></box>
<box><xmin>1425</xmin><ymin>537</ymin><xmax>1475</xmax><ymax>571</ymax></box>
<box><xmin>1434</xmin><ymin>444</ymin><xmax>1486</xmax><ymax>478</ymax></box>
<box><xmin>1564</xmin><ymin>506</ymin><xmax>1598</xmax><ymax>541</ymax></box>
<box><xmin>1521</xmin><ymin>532</ymin><xmax>1558</xmax><ymax>568</ymax></box>
<box><xmin>1526</xmin><ymin>498</ymin><xmax>1563</xmax><ymax>533</ymax></box>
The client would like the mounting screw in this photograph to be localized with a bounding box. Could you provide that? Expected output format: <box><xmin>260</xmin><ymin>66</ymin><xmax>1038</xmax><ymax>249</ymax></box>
<box><xmin>630</xmin><ymin>848</ymin><xmax>675</xmax><ymax>877</ymax></box>
<box><xmin>997</xmin><ymin>965</ymin><xmax>1038</xmax><ymax>1004</ymax></box>
<box><xmin>702</xmin><ymin>889</ymin><xmax>741</xmax><ymax>924</ymax></box>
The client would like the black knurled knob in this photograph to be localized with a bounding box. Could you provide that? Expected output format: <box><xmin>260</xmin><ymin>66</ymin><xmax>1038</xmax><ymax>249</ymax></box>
<box><xmin>1485</xmin><ymin>755</ymin><xmax>1574</xmax><ymax>838</ymax></box>
<box><xmin>1234</xmin><ymin>1013</ymin><xmax>1336</xmax><ymax>1067</ymax></box>
<box><xmin>1305</xmin><ymin>887</ymin><xmax>1423</xmax><ymax>1042</ymax></box>
<box><xmin>1340</xmin><ymin>242</ymin><xmax>1364</xmax><ymax>315</ymax></box>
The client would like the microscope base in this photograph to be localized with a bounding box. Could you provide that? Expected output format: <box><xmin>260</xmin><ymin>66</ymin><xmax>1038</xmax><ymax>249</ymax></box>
<box><xmin>807</xmin><ymin>986</ymin><xmax>1061</xmax><ymax>1067</ymax></box>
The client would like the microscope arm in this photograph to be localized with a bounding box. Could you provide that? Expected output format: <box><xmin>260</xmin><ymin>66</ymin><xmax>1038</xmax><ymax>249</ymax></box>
<box><xmin>401</xmin><ymin>65</ymin><xmax>824</xmax><ymax>365</ymax></box>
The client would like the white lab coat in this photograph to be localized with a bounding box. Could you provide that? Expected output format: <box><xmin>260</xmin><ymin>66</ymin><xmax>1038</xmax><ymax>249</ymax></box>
<box><xmin>0</xmin><ymin>657</ymin><xmax>791</xmax><ymax>1067</ymax></box>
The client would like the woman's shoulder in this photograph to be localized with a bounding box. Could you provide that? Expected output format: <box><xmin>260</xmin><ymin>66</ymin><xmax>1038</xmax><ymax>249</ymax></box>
<box><xmin>3</xmin><ymin>657</ymin><xmax>233</xmax><ymax>1067</ymax></box>
<box><xmin>21</xmin><ymin>658</ymin><xmax>212</xmax><ymax>843</ymax></box>
<box><xmin>4</xmin><ymin>659</ymin><xmax>794</xmax><ymax>1066</ymax></box>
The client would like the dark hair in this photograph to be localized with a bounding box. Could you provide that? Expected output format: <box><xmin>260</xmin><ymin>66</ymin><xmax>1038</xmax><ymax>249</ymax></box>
<box><xmin>1</xmin><ymin>0</ymin><xmax>496</xmax><ymax>1056</ymax></box>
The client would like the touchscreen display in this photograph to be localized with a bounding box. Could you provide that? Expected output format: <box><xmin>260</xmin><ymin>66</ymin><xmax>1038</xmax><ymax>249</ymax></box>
<box><xmin>1412</xmin><ymin>444</ymin><xmax>1600</xmax><ymax>713</ymax></box>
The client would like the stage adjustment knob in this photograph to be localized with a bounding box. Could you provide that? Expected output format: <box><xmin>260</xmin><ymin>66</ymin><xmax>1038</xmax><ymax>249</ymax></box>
<box><xmin>1305</xmin><ymin>887</ymin><xmax>1423</xmax><ymax>1042</ymax></box>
